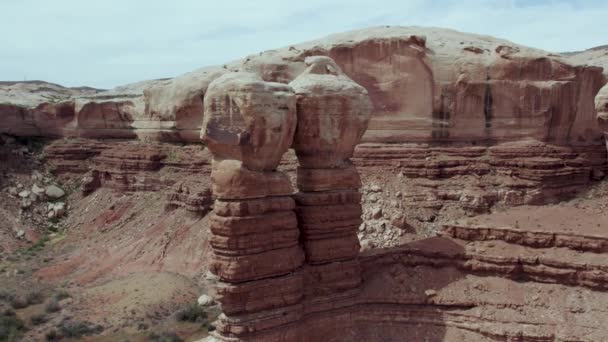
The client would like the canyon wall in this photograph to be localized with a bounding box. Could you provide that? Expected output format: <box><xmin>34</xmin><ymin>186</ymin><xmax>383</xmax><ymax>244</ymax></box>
<box><xmin>1</xmin><ymin>26</ymin><xmax>606</xmax><ymax>147</ymax></box>
<box><xmin>3</xmin><ymin>26</ymin><xmax>606</xmax><ymax>228</ymax></box>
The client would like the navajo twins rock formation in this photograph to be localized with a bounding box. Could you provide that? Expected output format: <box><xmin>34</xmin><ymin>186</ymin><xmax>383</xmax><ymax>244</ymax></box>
<box><xmin>202</xmin><ymin>56</ymin><xmax>371</xmax><ymax>340</ymax></box>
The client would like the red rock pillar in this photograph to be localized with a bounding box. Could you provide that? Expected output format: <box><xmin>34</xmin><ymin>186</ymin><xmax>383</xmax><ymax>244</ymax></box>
<box><xmin>289</xmin><ymin>56</ymin><xmax>372</xmax><ymax>300</ymax></box>
<box><xmin>596</xmin><ymin>84</ymin><xmax>608</xmax><ymax>154</ymax></box>
<box><xmin>201</xmin><ymin>72</ymin><xmax>304</xmax><ymax>340</ymax></box>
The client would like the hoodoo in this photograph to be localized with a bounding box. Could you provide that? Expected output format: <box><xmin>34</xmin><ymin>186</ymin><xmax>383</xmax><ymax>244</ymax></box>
<box><xmin>291</xmin><ymin>56</ymin><xmax>371</xmax><ymax>301</ymax></box>
<box><xmin>201</xmin><ymin>72</ymin><xmax>304</xmax><ymax>340</ymax></box>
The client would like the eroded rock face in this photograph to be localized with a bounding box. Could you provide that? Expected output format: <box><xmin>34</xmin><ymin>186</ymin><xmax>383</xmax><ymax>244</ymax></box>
<box><xmin>201</xmin><ymin>72</ymin><xmax>305</xmax><ymax>339</ymax></box>
<box><xmin>596</xmin><ymin>84</ymin><xmax>608</xmax><ymax>129</ymax></box>
<box><xmin>202</xmin><ymin>72</ymin><xmax>297</xmax><ymax>171</ymax></box>
<box><xmin>290</xmin><ymin>56</ymin><xmax>371</xmax><ymax>304</ymax></box>
<box><xmin>2</xmin><ymin>27</ymin><xmax>605</xmax><ymax>148</ymax></box>
<box><xmin>289</xmin><ymin>56</ymin><xmax>372</xmax><ymax>168</ymax></box>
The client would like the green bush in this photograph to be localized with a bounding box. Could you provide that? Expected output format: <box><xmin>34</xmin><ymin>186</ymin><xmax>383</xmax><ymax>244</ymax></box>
<box><xmin>148</xmin><ymin>331</ymin><xmax>184</xmax><ymax>342</ymax></box>
<box><xmin>175</xmin><ymin>303</ymin><xmax>207</xmax><ymax>323</ymax></box>
<box><xmin>0</xmin><ymin>309</ymin><xmax>26</xmax><ymax>342</ymax></box>
<box><xmin>26</xmin><ymin>291</ymin><xmax>45</xmax><ymax>305</ymax></box>
<box><xmin>0</xmin><ymin>291</ymin><xmax>14</xmax><ymax>302</ymax></box>
<box><xmin>53</xmin><ymin>291</ymin><xmax>70</xmax><ymax>301</ymax></box>
<box><xmin>58</xmin><ymin>320</ymin><xmax>103</xmax><ymax>338</ymax></box>
<box><xmin>31</xmin><ymin>313</ymin><xmax>48</xmax><ymax>325</ymax></box>
<box><xmin>205</xmin><ymin>322</ymin><xmax>216</xmax><ymax>332</ymax></box>
<box><xmin>9</xmin><ymin>296</ymin><xmax>28</xmax><ymax>309</ymax></box>
<box><xmin>45</xmin><ymin>329</ymin><xmax>58</xmax><ymax>341</ymax></box>
<box><xmin>44</xmin><ymin>300</ymin><xmax>61</xmax><ymax>313</ymax></box>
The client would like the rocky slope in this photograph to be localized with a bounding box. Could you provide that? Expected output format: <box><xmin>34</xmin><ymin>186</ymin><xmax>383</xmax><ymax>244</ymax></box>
<box><xmin>1</xmin><ymin>135</ymin><xmax>608</xmax><ymax>341</ymax></box>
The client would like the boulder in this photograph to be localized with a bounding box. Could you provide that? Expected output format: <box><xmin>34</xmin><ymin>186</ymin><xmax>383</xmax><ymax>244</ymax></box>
<box><xmin>20</xmin><ymin>199</ymin><xmax>32</xmax><ymax>209</ymax></box>
<box><xmin>197</xmin><ymin>294</ymin><xmax>214</xmax><ymax>307</ymax></box>
<box><xmin>391</xmin><ymin>214</ymin><xmax>408</xmax><ymax>230</ymax></box>
<box><xmin>369</xmin><ymin>185</ymin><xmax>382</xmax><ymax>192</ymax></box>
<box><xmin>32</xmin><ymin>184</ymin><xmax>45</xmax><ymax>196</ymax></box>
<box><xmin>53</xmin><ymin>202</ymin><xmax>66</xmax><ymax>217</ymax></box>
<box><xmin>371</xmin><ymin>207</ymin><xmax>383</xmax><ymax>220</ymax></box>
<box><xmin>45</xmin><ymin>185</ymin><xmax>65</xmax><ymax>199</ymax></box>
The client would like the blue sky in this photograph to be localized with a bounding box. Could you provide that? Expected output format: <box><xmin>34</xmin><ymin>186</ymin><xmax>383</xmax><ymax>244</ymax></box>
<box><xmin>1</xmin><ymin>0</ymin><xmax>606</xmax><ymax>88</ymax></box>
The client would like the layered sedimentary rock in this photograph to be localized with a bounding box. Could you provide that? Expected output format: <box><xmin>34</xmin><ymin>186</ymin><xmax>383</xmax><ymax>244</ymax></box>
<box><xmin>166</xmin><ymin>179</ymin><xmax>213</xmax><ymax>215</ymax></box>
<box><xmin>2</xmin><ymin>27</ymin><xmax>605</xmax><ymax>213</ymax></box>
<box><xmin>2</xmin><ymin>27</ymin><xmax>605</xmax><ymax>147</ymax></box>
<box><xmin>200</xmin><ymin>71</ymin><xmax>305</xmax><ymax>340</ymax></box>
<box><xmin>596</xmin><ymin>84</ymin><xmax>608</xmax><ymax>151</ymax></box>
<box><xmin>354</xmin><ymin>139</ymin><xmax>607</xmax><ymax>214</ymax></box>
<box><xmin>200</xmin><ymin>57</ymin><xmax>375</xmax><ymax>341</ymax></box>
<box><xmin>92</xmin><ymin>144</ymin><xmax>167</xmax><ymax>192</ymax></box>
<box><xmin>598</xmin><ymin>85</ymin><xmax>608</xmax><ymax>122</ymax></box>
<box><xmin>43</xmin><ymin>139</ymin><xmax>213</xmax><ymax>202</ymax></box>
<box><xmin>290</xmin><ymin>57</ymin><xmax>371</xmax><ymax>303</ymax></box>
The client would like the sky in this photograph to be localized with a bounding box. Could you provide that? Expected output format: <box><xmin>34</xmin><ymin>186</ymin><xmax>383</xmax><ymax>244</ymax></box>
<box><xmin>1</xmin><ymin>0</ymin><xmax>606</xmax><ymax>89</ymax></box>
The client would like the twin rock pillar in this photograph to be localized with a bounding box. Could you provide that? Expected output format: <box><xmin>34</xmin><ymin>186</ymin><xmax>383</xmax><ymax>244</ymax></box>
<box><xmin>202</xmin><ymin>57</ymin><xmax>372</xmax><ymax>341</ymax></box>
<box><xmin>290</xmin><ymin>56</ymin><xmax>372</xmax><ymax>304</ymax></box>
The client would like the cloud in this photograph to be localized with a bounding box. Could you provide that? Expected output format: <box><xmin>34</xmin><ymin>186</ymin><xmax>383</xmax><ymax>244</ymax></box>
<box><xmin>0</xmin><ymin>0</ymin><xmax>606</xmax><ymax>88</ymax></box>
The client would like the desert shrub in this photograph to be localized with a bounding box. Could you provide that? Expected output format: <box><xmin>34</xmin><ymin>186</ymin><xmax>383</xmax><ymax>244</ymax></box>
<box><xmin>0</xmin><ymin>309</ymin><xmax>26</xmax><ymax>341</ymax></box>
<box><xmin>22</xmin><ymin>235</ymin><xmax>49</xmax><ymax>254</ymax></box>
<box><xmin>9</xmin><ymin>296</ymin><xmax>28</xmax><ymax>309</ymax></box>
<box><xmin>58</xmin><ymin>320</ymin><xmax>103</xmax><ymax>338</ymax></box>
<box><xmin>175</xmin><ymin>303</ymin><xmax>207</xmax><ymax>323</ymax></box>
<box><xmin>53</xmin><ymin>290</ymin><xmax>70</xmax><ymax>301</ymax></box>
<box><xmin>205</xmin><ymin>322</ymin><xmax>216</xmax><ymax>332</ymax></box>
<box><xmin>31</xmin><ymin>313</ymin><xmax>48</xmax><ymax>325</ymax></box>
<box><xmin>0</xmin><ymin>291</ymin><xmax>15</xmax><ymax>303</ymax></box>
<box><xmin>148</xmin><ymin>331</ymin><xmax>184</xmax><ymax>342</ymax></box>
<box><xmin>26</xmin><ymin>291</ymin><xmax>45</xmax><ymax>305</ymax></box>
<box><xmin>45</xmin><ymin>329</ymin><xmax>58</xmax><ymax>341</ymax></box>
<box><xmin>44</xmin><ymin>300</ymin><xmax>61</xmax><ymax>313</ymax></box>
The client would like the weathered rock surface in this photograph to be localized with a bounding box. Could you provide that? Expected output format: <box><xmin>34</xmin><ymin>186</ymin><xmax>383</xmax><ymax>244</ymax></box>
<box><xmin>202</xmin><ymin>72</ymin><xmax>297</xmax><ymax>171</ymax></box>
<box><xmin>289</xmin><ymin>56</ymin><xmax>372</xmax><ymax>168</ymax></box>
<box><xmin>45</xmin><ymin>184</ymin><xmax>65</xmax><ymax>199</ymax></box>
<box><xmin>2</xmin><ymin>26</ymin><xmax>605</xmax><ymax>147</ymax></box>
<box><xmin>596</xmin><ymin>84</ymin><xmax>608</xmax><ymax>130</ymax></box>
<box><xmin>201</xmin><ymin>71</ymin><xmax>306</xmax><ymax>340</ymax></box>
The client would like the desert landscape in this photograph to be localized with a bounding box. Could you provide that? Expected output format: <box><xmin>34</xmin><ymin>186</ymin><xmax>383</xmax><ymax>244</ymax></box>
<box><xmin>2</xmin><ymin>22</ymin><xmax>608</xmax><ymax>342</ymax></box>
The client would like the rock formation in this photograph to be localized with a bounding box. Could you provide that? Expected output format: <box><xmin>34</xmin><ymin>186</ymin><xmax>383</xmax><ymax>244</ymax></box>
<box><xmin>201</xmin><ymin>72</ymin><xmax>305</xmax><ymax>340</ymax></box>
<box><xmin>200</xmin><ymin>56</ymin><xmax>375</xmax><ymax>341</ymax></box>
<box><xmin>2</xmin><ymin>26</ymin><xmax>605</xmax><ymax>214</ymax></box>
<box><xmin>291</xmin><ymin>56</ymin><xmax>371</xmax><ymax>303</ymax></box>
<box><xmin>596</xmin><ymin>84</ymin><xmax>608</xmax><ymax>151</ymax></box>
<box><xmin>2</xmin><ymin>27</ymin><xmax>605</xmax><ymax>146</ymax></box>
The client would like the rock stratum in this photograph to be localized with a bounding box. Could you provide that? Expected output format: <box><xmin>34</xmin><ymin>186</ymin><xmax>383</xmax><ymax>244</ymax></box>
<box><xmin>3</xmin><ymin>26</ymin><xmax>606</xmax><ymax>212</ymax></box>
<box><xmin>2</xmin><ymin>26</ymin><xmax>606</xmax><ymax>146</ymax></box>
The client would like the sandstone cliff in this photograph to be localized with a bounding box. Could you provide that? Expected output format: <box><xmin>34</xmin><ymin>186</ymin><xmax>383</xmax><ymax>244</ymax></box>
<box><xmin>1</xmin><ymin>26</ymin><xmax>606</xmax><ymax>146</ymax></box>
